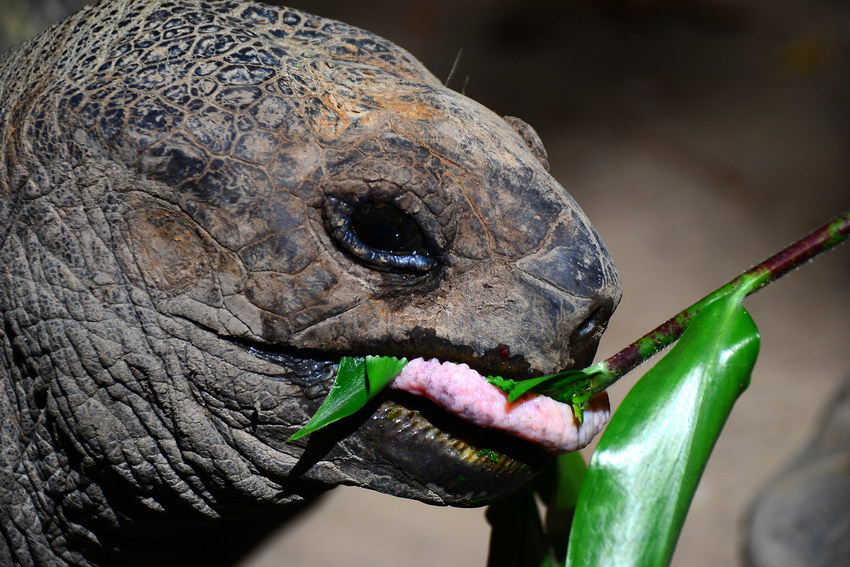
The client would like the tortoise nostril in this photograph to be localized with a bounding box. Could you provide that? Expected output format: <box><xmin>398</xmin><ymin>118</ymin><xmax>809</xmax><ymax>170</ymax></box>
<box><xmin>571</xmin><ymin>306</ymin><xmax>610</xmax><ymax>343</ymax></box>
<box><xmin>567</xmin><ymin>306</ymin><xmax>611</xmax><ymax>369</ymax></box>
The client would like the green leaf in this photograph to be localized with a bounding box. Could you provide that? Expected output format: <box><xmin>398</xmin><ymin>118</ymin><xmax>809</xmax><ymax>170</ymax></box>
<box><xmin>487</xmin><ymin>366</ymin><xmax>608</xmax><ymax>423</ymax></box>
<box><xmin>288</xmin><ymin>355</ymin><xmax>407</xmax><ymax>441</ymax></box>
<box><xmin>365</xmin><ymin>355</ymin><xmax>408</xmax><ymax>393</ymax></box>
<box><xmin>487</xmin><ymin>368</ymin><xmax>602</xmax><ymax>403</ymax></box>
<box><xmin>565</xmin><ymin>289</ymin><xmax>760</xmax><ymax>567</ymax></box>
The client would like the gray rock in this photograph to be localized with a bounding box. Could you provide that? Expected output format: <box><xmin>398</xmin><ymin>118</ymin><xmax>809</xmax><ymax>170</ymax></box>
<box><xmin>748</xmin><ymin>377</ymin><xmax>850</xmax><ymax>567</ymax></box>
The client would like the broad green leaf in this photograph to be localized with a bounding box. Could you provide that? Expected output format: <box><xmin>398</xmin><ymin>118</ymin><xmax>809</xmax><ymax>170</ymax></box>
<box><xmin>566</xmin><ymin>289</ymin><xmax>760</xmax><ymax>567</ymax></box>
<box><xmin>288</xmin><ymin>355</ymin><xmax>407</xmax><ymax>441</ymax></box>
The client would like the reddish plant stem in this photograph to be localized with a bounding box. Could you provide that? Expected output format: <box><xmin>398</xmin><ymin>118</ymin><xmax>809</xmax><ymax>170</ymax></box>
<box><xmin>589</xmin><ymin>210</ymin><xmax>850</xmax><ymax>393</ymax></box>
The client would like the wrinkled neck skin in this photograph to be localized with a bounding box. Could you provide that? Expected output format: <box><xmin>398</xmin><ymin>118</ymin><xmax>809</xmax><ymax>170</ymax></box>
<box><xmin>0</xmin><ymin>1</ymin><xmax>621</xmax><ymax>565</ymax></box>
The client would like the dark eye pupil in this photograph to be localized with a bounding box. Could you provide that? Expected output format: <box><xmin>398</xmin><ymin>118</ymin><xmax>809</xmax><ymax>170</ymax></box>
<box><xmin>350</xmin><ymin>202</ymin><xmax>426</xmax><ymax>254</ymax></box>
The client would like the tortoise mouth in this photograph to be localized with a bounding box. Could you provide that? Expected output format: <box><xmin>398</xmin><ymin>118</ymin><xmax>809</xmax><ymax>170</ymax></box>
<box><xmin>238</xmin><ymin>337</ymin><xmax>554</xmax><ymax>505</ymax></box>
<box><xmin>360</xmin><ymin>390</ymin><xmax>551</xmax><ymax>505</ymax></box>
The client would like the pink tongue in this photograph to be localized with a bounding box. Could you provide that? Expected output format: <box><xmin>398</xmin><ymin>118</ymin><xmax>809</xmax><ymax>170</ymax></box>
<box><xmin>388</xmin><ymin>357</ymin><xmax>609</xmax><ymax>455</ymax></box>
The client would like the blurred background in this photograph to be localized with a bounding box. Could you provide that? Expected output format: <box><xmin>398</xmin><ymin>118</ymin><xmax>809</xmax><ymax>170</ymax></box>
<box><xmin>2</xmin><ymin>1</ymin><xmax>848</xmax><ymax>565</ymax></box>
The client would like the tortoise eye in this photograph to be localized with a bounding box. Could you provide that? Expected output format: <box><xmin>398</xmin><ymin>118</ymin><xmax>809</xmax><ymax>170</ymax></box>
<box><xmin>571</xmin><ymin>305</ymin><xmax>611</xmax><ymax>343</ymax></box>
<box><xmin>326</xmin><ymin>196</ymin><xmax>438</xmax><ymax>273</ymax></box>
<box><xmin>350</xmin><ymin>201</ymin><xmax>427</xmax><ymax>255</ymax></box>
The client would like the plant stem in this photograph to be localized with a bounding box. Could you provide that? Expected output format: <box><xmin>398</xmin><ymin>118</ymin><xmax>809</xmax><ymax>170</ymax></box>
<box><xmin>588</xmin><ymin>209</ymin><xmax>850</xmax><ymax>394</ymax></box>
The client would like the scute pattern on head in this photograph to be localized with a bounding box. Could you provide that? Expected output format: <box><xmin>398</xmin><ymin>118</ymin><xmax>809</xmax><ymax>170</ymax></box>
<box><xmin>0</xmin><ymin>1</ymin><xmax>620</xmax><ymax>565</ymax></box>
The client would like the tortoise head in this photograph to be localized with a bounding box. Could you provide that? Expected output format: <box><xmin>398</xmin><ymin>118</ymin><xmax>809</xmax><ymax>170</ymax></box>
<box><xmin>13</xmin><ymin>0</ymin><xmax>621</xmax><ymax>508</ymax></box>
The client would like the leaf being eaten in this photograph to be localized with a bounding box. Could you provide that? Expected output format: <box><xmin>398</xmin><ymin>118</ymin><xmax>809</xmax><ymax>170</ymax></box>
<box><xmin>288</xmin><ymin>355</ymin><xmax>407</xmax><ymax>441</ymax></box>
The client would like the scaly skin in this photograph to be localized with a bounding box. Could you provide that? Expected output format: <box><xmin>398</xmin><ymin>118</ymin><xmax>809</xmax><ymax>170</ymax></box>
<box><xmin>0</xmin><ymin>1</ymin><xmax>621</xmax><ymax>565</ymax></box>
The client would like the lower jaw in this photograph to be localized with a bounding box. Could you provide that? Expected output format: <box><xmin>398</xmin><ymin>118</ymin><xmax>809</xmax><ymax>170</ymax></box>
<box><xmin>356</xmin><ymin>391</ymin><xmax>551</xmax><ymax>506</ymax></box>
